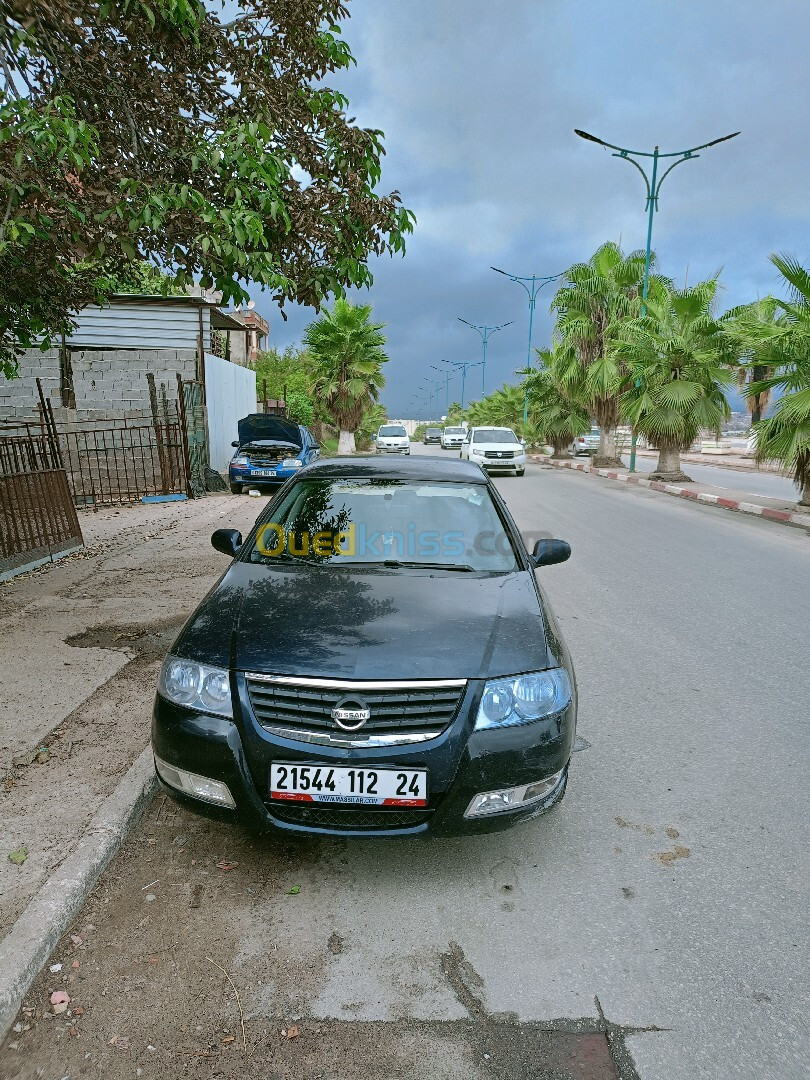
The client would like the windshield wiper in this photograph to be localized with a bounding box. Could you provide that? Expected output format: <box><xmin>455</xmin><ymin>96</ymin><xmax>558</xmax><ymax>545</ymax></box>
<box><xmin>371</xmin><ymin>559</ymin><xmax>476</xmax><ymax>572</ymax></box>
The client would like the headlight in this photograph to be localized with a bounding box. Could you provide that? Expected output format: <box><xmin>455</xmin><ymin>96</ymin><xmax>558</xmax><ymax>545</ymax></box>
<box><xmin>158</xmin><ymin>655</ymin><xmax>233</xmax><ymax>717</ymax></box>
<box><xmin>474</xmin><ymin>668</ymin><xmax>571</xmax><ymax>730</ymax></box>
<box><xmin>231</xmin><ymin>456</ymin><xmax>248</xmax><ymax>466</ymax></box>
<box><xmin>281</xmin><ymin>458</ymin><xmax>303</xmax><ymax>468</ymax></box>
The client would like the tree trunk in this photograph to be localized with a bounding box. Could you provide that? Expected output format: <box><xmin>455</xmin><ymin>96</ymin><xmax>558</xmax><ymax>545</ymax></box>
<box><xmin>550</xmin><ymin>437</ymin><xmax>570</xmax><ymax>459</ymax></box>
<box><xmin>799</xmin><ymin>455</ymin><xmax>810</xmax><ymax>506</ymax></box>
<box><xmin>649</xmin><ymin>444</ymin><xmax>692</xmax><ymax>483</ymax></box>
<box><xmin>338</xmin><ymin>429</ymin><xmax>356</xmax><ymax>455</ymax></box>
<box><xmin>593</xmin><ymin>426</ymin><xmax>623</xmax><ymax>469</ymax></box>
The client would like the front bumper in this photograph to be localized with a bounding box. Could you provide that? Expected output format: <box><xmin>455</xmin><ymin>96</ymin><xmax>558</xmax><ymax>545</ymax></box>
<box><xmin>229</xmin><ymin>465</ymin><xmax>300</xmax><ymax>487</ymax></box>
<box><xmin>152</xmin><ymin>681</ymin><xmax>574</xmax><ymax>838</ymax></box>
<box><xmin>473</xmin><ymin>458</ymin><xmax>526</xmax><ymax>472</ymax></box>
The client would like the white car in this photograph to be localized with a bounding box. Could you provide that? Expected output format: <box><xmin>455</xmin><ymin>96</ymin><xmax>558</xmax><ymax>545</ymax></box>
<box><xmin>460</xmin><ymin>426</ymin><xmax>526</xmax><ymax>476</ymax></box>
<box><xmin>375</xmin><ymin>423</ymin><xmax>410</xmax><ymax>455</ymax></box>
<box><xmin>569</xmin><ymin>427</ymin><xmax>601</xmax><ymax>456</ymax></box>
<box><xmin>441</xmin><ymin>426</ymin><xmax>466</xmax><ymax>449</ymax></box>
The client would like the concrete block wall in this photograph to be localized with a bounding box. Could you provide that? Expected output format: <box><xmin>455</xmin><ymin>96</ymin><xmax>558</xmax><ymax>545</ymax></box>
<box><xmin>0</xmin><ymin>349</ymin><xmax>61</xmax><ymax>420</ymax></box>
<box><xmin>0</xmin><ymin>347</ymin><xmax>197</xmax><ymax>423</ymax></box>
<box><xmin>69</xmin><ymin>348</ymin><xmax>196</xmax><ymax>414</ymax></box>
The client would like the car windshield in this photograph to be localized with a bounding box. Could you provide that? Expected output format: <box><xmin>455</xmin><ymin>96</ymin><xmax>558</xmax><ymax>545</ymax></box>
<box><xmin>246</xmin><ymin>478</ymin><xmax>519</xmax><ymax>572</ymax></box>
<box><xmin>444</xmin><ymin>427</ymin><xmax>465</xmax><ymax>435</ymax></box>
<box><xmin>427</xmin><ymin>428</ymin><xmax>440</xmax><ymax>434</ymax></box>
<box><xmin>473</xmin><ymin>429</ymin><xmax>519</xmax><ymax>444</ymax></box>
<box><xmin>379</xmin><ymin>425</ymin><xmax>407</xmax><ymax>437</ymax></box>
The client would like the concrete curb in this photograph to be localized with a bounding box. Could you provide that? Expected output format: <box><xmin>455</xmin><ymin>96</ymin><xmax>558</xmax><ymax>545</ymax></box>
<box><xmin>531</xmin><ymin>456</ymin><xmax>810</xmax><ymax>536</ymax></box>
<box><xmin>0</xmin><ymin>745</ymin><xmax>156</xmax><ymax>1041</ymax></box>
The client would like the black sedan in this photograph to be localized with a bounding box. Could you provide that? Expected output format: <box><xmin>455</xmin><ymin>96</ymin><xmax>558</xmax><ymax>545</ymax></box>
<box><xmin>153</xmin><ymin>456</ymin><xmax>576</xmax><ymax>837</ymax></box>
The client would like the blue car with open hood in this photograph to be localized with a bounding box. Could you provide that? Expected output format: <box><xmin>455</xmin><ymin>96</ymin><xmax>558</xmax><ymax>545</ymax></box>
<box><xmin>228</xmin><ymin>414</ymin><xmax>320</xmax><ymax>493</ymax></box>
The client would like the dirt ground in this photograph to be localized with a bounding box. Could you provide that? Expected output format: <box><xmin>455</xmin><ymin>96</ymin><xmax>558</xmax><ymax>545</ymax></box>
<box><xmin>0</xmin><ymin>493</ymin><xmax>260</xmax><ymax>934</ymax></box>
<box><xmin>0</xmin><ymin>796</ymin><xmax>624</xmax><ymax>1080</ymax></box>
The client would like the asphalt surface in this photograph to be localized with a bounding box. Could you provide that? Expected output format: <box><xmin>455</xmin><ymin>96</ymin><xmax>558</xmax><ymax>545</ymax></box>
<box><xmin>628</xmin><ymin>455</ymin><xmax>797</xmax><ymax>501</ymax></box>
<box><xmin>3</xmin><ymin>447</ymin><xmax>807</xmax><ymax>1080</ymax></box>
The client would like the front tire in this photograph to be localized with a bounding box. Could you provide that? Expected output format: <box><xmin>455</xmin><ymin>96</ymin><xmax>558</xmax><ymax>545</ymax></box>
<box><xmin>517</xmin><ymin>469</ymin><xmax>525</xmax><ymax>477</ymax></box>
<box><xmin>229</xmin><ymin>482</ymin><xmax>242</xmax><ymax>495</ymax></box>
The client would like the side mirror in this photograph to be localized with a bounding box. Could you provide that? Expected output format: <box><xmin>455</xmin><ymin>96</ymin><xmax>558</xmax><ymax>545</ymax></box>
<box><xmin>211</xmin><ymin>528</ymin><xmax>243</xmax><ymax>557</ymax></box>
<box><xmin>531</xmin><ymin>539</ymin><xmax>571</xmax><ymax>568</ymax></box>
<box><xmin>231</xmin><ymin>440</ymin><xmax>239</xmax><ymax>448</ymax></box>
<box><xmin>520</xmin><ymin>438</ymin><xmax>526</xmax><ymax>446</ymax></box>
<box><xmin>311</xmin><ymin>442</ymin><xmax>321</xmax><ymax>451</ymax></box>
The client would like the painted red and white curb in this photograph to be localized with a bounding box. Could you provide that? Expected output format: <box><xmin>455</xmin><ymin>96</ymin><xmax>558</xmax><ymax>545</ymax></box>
<box><xmin>529</xmin><ymin>456</ymin><xmax>810</xmax><ymax>535</ymax></box>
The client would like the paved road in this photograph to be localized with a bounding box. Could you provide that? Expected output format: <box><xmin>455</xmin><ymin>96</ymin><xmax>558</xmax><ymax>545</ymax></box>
<box><xmin>626</xmin><ymin>454</ymin><xmax>797</xmax><ymax>502</ymax></box>
<box><xmin>5</xmin><ymin>450</ymin><xmax>807</xmax><ymax>1080</ymax></box>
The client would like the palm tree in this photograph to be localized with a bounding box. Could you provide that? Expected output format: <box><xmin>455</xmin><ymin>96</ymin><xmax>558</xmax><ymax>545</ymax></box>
<box><xmin>741</xmin><ymin>254</ymin><xmax>810</xmax><ymax>505</ymax></box>
<box><xmin>525</xmin><ymin>350</ymin><xmax>590</xmax><ymax>457</ymax></box>
<box><xmin>616</xmin><ymin>278</ymin><xmax>732</xmax><ymax>481</ymax></box>
<box><xmin>551</xmin><ymin>242</ymin><xmax>653</xmax><ymax>468</ymax></box>
<box><xmin>303</xmin><ymin>299</ymin><xmax>388</xmax><ymax>454</ymax></box>
<box><xmin>721</xmin><ymin>297</ymin><xmax>780</xmax><ymax>424</ymax></box>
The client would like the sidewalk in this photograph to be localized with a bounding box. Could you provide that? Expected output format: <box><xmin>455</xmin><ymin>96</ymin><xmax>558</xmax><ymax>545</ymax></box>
<box><xmin>633</xmin><ymin>447</ymin><xmax>788</xmax><ymax>476</ymax></box>
<box><xmin>530</xmin><ymin>455</ymin><xmax>810</xmax><ymax>535</ymax></box>
<box><xmin>0</xmin><ymin>493</ymin><xmax>262</xmax><ymax>1034</ymax></box>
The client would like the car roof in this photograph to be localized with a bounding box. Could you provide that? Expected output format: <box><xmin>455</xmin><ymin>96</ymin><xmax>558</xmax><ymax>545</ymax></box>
<box><xmin>299</xmin><ymin>455</ymin><xmax>489</xmax><ymax>484</ymax></box>
<box><xmin>470</xmin><ymin>425</ymin><xmax>515</xmax><ymax>431</ymax></box>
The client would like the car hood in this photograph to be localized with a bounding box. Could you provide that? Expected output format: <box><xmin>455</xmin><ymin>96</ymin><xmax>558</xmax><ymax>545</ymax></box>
<box><xmin>175</xmin><ymin>562</ymin><xmax>552</xmax><ymax>680</ymax></box>
<box><xmin>473</xmin><ymin>442</ymin><xmax>522</xmax><ymax>452</ymax></box>
<box><xmin>237</xmin><ymin>415</ymin><xmax>301</xmax><ymax>448</ymax></box>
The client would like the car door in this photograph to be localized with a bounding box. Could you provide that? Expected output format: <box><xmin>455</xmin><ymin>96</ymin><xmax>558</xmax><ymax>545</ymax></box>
<box><xmin>460</xmin><ymin>430</ymin><xmax>472</xmax><ymax>460</ymax></box>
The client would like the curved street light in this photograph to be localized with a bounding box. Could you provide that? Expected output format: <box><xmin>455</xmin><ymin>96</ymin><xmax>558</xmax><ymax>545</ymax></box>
<box><xmin>457</xmin><ymin>318</ymin><xmax>514</xmax><ymax>397</ymax></box>
<box><xmin>574</xmin><ymin>127</ymin><xmax>740</xmax><ymax>469</ymax></box>
<box><xmin>491</xmin><ymin>268</ymin><xmax>562</xmax><ymax>425</ymax></box>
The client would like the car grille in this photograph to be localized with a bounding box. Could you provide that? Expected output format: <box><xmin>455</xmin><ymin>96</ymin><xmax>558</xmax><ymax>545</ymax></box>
<box><xmin>267</xmin><ymin>803</ymin><xmax>431</xmax><ymax>831</ymax></box>
<box><xmin>245</xmin><ymin>675</ymin><xmax>466</xmax><ymax>744</ymax></box>
<box><xmin>483</xmin><ymin>450</ymin><xmax>516</xmax><ymax>459</ymax></box>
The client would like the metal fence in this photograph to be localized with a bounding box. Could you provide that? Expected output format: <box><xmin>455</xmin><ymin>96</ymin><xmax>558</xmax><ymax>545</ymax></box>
<box><xmin>0</xmin><ymin>432</ymin><xmax>84</xmax><ymax>579</ymax></box>
<box><xmin>57</xmin><ymin>410</ymin><xmax>188</xmax><ymax>505</ymax></box>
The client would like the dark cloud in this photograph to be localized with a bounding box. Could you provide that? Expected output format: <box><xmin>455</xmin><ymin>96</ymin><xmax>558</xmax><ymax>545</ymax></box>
<box><xmin>253</xmin><ymin>0</ymin><xmax>810</xmax><ymax>417</ymax></box>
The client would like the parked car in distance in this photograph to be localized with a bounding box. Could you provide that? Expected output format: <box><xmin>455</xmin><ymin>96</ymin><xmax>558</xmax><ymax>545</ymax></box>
<box><xmin>441</xmin><ymin>426</ymin><xmax>466</xmax><ymax>449</ymax></box>
<box><xmin>424</xmin><ymin>427</ymin><xmax>442</xmax><ymax>444</ymax></box>
<box><xmin>460</xmin><ymin>427</ymin><xmax>526</xmax><ymax>476</ymax></box>
<box><xmin>376</xmin><ymin>424</ymin><xmax>411</xmax><ymax>455</ymax></box>
<box><xmin>153</xmin><ymin>455</ymin><xmax>576</xmax><ymax>837</ymax></box>
<box><xmin>228</xmin><ymin>415</ymin><xmax>320</xmax><ymax>494</ymax></box>
<box><xmin>569</xmin><ymin>427</ymin><xmax>600</xmax><ymax>456</ymax></box>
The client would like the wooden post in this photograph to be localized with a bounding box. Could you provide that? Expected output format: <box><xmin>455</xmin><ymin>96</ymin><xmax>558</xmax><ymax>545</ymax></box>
<box><xmin>262</xmin><ymin>379</ymin><xmax>268</xmax><ymax>414</ymax></box>
<box><xmin>147</xmin><ymin>373</ymin><xmax>169</xmax><ymax>493</ymax></box>
<box><xmin>175</xmin><ymin>373</ymin><xmax>194</xmax><ymax>498</ymax></box>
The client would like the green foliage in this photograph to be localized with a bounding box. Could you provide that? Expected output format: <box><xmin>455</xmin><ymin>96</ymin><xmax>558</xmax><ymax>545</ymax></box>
<box><xmin>552</xmin><ymin>241</ymin><xmax>662</xmax><ymax>459</ymax></box>
<box><xmin>525</xmin><ymin>350</ymin><xmax>591</xmax><ymax>453</ymax></box>
<box><xmin>412</xmin><ymin>423</ymin><xmax>427</xmax><ymax>442</ymax></box>
<box><xmin>446</xmin><ymin>402</ymin><xmax>464</xmax><ymax>424</ymax></box>
<box><xmin>739</xmin><ymin>254</ymin><xmax>810</xmax><ymax>502</ymax></box>
<box><xmin>616</xmin><ymin>278</ymin><xmax>732</xmax><ymax>457</ymax></box>
<box><xmin>285</xmin><ymin>392</ymin><xmax>314</xmax><ymax>427</ymax></box>
<box><xmin>0</xmin><ymin>0</ymin><xmax>415</xmax><ymax>376</ymax></box>
<box><xmin>303</xmin><ymin>299</ymin><xmax>388</xmax><ymax>438</ymax></box>
<box><xmin>92</xmin><ymin>259</ymin><xmax>187</xmax><ymax>296</ymax></box>
<box><xmin>254</xmin><ymin>346</ymin><xmax>314</xmax><ymax>401</ymax></box>
<box><xmin>355</xmin><ymin>402</ymin><xmax>388</xmax><ymax>450</ymax></box>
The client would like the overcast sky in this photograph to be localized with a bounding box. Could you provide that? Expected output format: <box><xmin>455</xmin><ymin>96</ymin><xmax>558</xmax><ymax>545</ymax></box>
<box><xmin>253</xmin><ymin>0</ymin><xmax>810</xmax><ymax>418</ymax></box>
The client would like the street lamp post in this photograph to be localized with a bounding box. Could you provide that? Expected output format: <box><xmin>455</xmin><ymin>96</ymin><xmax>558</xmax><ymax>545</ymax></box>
<box><xmin>491</xmin><ymin>268</ymin><xmax>561</xmax><ymax>426</ymax></box>
<box><xmin>441</xmin><ymin>359</ymin><xmax>482</xmax><ymax>411</ymax></box>
<box><xmin>431</xmin><ymin>364</ymin><xmax>453</xmax><ymax>415</ymax></box>
<box><xmin>574</xmin><ymin>127</ymin><xmax>740</xmax><ymax>471</ymax></box>
<box><xmin>457</xmin><ymin>318</ymin><xmax>514</xmax><ymax>397</ymax></box>
<box><xmin>422</xmin><ymin>378</ymin><xmax>443</xmax><ymax>419</ymax></box>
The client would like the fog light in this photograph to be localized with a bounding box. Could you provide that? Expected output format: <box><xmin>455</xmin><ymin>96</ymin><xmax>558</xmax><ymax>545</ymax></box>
<box><xmin>463</xmin><ymin>769</ymin><xmax>565</xmax><ymax>819</ymax></box>
<box><xmin>154</xmin><ymin>755</ymin><xmax>236</xmax><ymax>808</ymax></box>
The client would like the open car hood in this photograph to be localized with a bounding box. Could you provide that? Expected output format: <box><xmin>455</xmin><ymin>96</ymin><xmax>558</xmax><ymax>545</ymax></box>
<box><xmin>237</xmin><ymin>414</ymin><xmax>301</xmax><ymax>448</ymax></box>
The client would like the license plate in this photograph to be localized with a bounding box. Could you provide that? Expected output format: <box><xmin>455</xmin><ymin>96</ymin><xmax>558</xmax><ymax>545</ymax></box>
<box><xmin>252</xmin><ymin>469</ymin><xmax>276</xmax><ymax>477</ymax></box>
<box><xmin>270</xmin><ymin>764</ymin><xmax>427</xmax><ymax>807</ymax></box>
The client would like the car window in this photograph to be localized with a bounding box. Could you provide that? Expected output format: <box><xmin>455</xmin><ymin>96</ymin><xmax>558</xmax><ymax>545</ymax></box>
<box><xmin>379</xmin><ymin>425</ymin><xmax>407</xmax><ymax>437</ymax></box>
<box><xmin>246</xmin><ymin>478</ymin><xmax>519</xmax><ymax>572</ymax></box>
<box><xmin>444</xmin><ymin>427</ymin><xmax>465</xmax><ymax>435</ymax></box>
<box><xmin>472</xmin><ymin>428</ymin><xmax>518</xmax><ymax>444</ymax></box>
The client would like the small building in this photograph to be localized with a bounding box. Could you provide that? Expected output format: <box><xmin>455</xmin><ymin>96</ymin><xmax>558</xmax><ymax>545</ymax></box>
<box><xmin>0</xmin><ymin>294</ymin><xmax>257</xmax><ymax>472</ymax></box>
